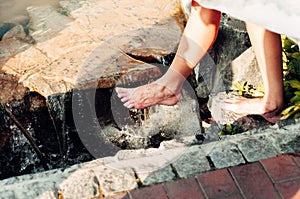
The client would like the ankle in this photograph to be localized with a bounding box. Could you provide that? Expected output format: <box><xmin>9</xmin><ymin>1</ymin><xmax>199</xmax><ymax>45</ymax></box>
<box><xmin>155</xmin><ymin>72</ymin><xmax>185</xmax><ymax>94</ymax></box>
<box><xmin>262</xmin><ymin>97</ymin><xmax>284</xmax><ymax>112</ymax></box>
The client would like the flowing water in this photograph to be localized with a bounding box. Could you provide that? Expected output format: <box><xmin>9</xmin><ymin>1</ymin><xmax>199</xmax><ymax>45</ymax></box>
<box><xmin>0</xmin><ymin>0</ymin><xmax>61</xmax><ymax>23</ymax></box>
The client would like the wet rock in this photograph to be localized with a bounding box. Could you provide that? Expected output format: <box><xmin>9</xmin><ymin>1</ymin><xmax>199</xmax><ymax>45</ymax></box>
<box><xmin>6</xmin><ymin>15</ymin><xmax>30</xmax><ymax>28</ymax></box>
<box><xmin>27</xmin><ymin>5</ymin><xmax>73</xmax><ymax>42</ymax></box>
<box><xmin>0</xmin><ymin>0</ymin><xmax>184</xmax><ymax>180</ymax></box>
<box><xmin>0</xmin><ymin>15</ymin><xmax>31</xmax><ymax>41</ymax></box>
<box><xmin>59</xmin><ymin>0</ymin><xmax>83</xmax><ymax>13</ymax></box>
<box><xmin>103</xmin><ymin>87</ymin><xmax>201</xmax><ymax>149</ymax></box>
<box><xmin>1</xmin><ymin>0</ymin><xmax>182</xmax><ymax>97</ymax></box>
<box><xmin>0</xmin><ymin>23</ymin><xmax>15</xmax><ymax>40</ymax></box>
<box><xmin>0</xmin><ymin>35</ymin><xmax>32</xmax><ymax>71</ymax></box>
<box><xmin>2</xmin><ymin>25</ymin><xmax>26</xmax><ymax>41</ymax></box>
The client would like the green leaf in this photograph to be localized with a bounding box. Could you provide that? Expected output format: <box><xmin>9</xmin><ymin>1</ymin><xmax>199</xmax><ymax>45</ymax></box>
<box><xmin>219</xmin><ymin>131</ymin><xmax>226</xmax><ymax>136</ymax></box>
<box><xmin>281</xmin><ymin>105</ymin><xmax>296</xmax><ymax>115</ymax></box>
<box><xmin>225</xmin><ymin>123</ymin><xmax>232</xmax><ymax>132</ymax></box>
<box><xmin>291</xmin><ymin>95</ymin><xmax>300</xmax><ymax>103</ymax></box>
<box><xmin>288</xmin><ymin>80</ymin><xmax>300</xmax><ymax>89</ymax></box>
<box><xmin>293</xmin><ymin>112</ymin><xmax>300</xmax><ymax>119</ymax></box>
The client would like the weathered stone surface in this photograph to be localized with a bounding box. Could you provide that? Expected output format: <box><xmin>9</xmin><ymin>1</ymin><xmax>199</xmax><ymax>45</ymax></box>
<box><xmin>0</xmin><ymin>189</ymin><xmax>15</xmax><ymax>199</ymax></box>
<box><xmin>13</xmin><ymin>180</ymin><xmax>57</xmax><ymax>199</ymax></box>
<box><xmin>209</xmin><ymin>92</ymin><xmax>248</xmax><ymax>124</ymax></box>
<box><xmin>269</xmin><ymin>132</ymin><xmax>300</xmax><ymax>154</ymax></box>
<box><xmin>93</xmin><ymin>166</ymin><xmax>137</xmax><ymax>196</ymax></box>
<box><xmin>59</xmin><ymin>169</ymin><xmax>99</xmax><ymax>199</ymax></box>
<box><xmin>231</xmin><ymin>47</ymin><xmax>262</xmax><ymax>87</ymax></box>
<box><xmin>27</xmin><ymin>5</ymin><xmax>73</xmax><ymax>42</ymax></box>
<box><xmin>0</xmin><ymin>73</ymin><xmax>28</xmax><ymax>103</ymax></box>
<box><xmin>0</xmin><ymin>0</ymin><xmax>182</xmax><ymax>98</ymax></box>
<box><xmin>0</xmin><ymin>37</ymin><xmax>32</xmax><ymax>70</ymax></box>
<box><xmin>267</xmin><ymin>122</ymin><xmax>300</xmax><ymax>154</ymax></box>
<box><xmin>2</xmin><ymin>25</ymin><xmax>26</xmax><ymax>41</ymax></box>
<box><xmin>0</xmin><ymin>168</ymin><xmax>63</xmax><ymax>186</ymax></box>
<box><xmin>0</xmin><ymin>0</ymin><xmax>184</xmax><ymax>178</ymax></box>
<box><xmin>236</xmin><ymin>135</ymin><xmax>280</xmax><ymax>162</ymax></box>
<box><xmin>110</xmin><ymin>147</ymin><xmax>187</xmax><ymax>173</ymax></box>
<box><xmin>115</xmin><ymin>148</ymin><xmax>161</xmax><ymax>161</ymax></box>
<box><xmin>35</xmin><ymin>191</ymin><xmax>56</xmax><ymax>199</ymax></box>
<box><xmin>172</xmin><ymin>145</ymin><xmax>211</xmax><ymax>178</ymax></box>
<box><xmin>0</xmin><ymin>117</ymin><xmax>299</xmax><ymax>198</ymax></box>
<box><xmin>208</xmin><ymin>141</ymin><xmax>245</xmax><ymax>169</ymax></box>
<box><xmin>138</xmin><ymin>165</ymin><xmax>176</xmax><ymax>186</ymax></box>
<box><xmin>59</xmin><ymin>0</ymin><xmax>83</xmax><ymax>12</ymax></box>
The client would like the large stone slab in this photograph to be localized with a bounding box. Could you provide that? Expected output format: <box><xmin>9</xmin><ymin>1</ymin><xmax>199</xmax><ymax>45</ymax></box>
<box><xmin>0</xmin><ymin>0</ymin><xmax>182</xmax><ymax>98</ymax></box>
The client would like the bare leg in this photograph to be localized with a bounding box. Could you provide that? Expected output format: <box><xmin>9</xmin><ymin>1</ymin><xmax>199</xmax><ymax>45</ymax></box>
<box><xmin>116</xmin><ymin>2</ymin><xmax>221</xmax><ymax>109</ymax></box>
<box><xmin>224</xmin><ymin>22</ymin><xmax>284</xmax><ymax>123</ymax></box>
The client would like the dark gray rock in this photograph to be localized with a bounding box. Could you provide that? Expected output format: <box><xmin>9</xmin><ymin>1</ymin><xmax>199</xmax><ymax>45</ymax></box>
<box><xmin>237</xmin><ymin>135</ymin><xmax>280</xmax><ymax>162</ymax></box>
<box><xmin>208</xmin><ymin>142</ymin><xmax>245</xmax><ymax>169</ymax></box>
<box><xmin>172</xmin><ymin>145</ymin><xmax>211</xmax><ymax>178</ymax></box>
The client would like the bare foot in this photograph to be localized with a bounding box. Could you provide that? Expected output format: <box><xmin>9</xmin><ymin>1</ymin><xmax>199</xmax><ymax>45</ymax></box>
<box><xmin>223</xmin><ymin>96</ymin><xmax>283</xmax><ymax>124</ymax></box>
<box><xmin>115</xmin><ymin>82</ymin><xmax>181</xmax><ymax>109</ymax></box>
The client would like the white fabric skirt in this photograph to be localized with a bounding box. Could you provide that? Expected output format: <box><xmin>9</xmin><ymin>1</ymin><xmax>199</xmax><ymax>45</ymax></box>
<box><xmin>181</xmin><ymin>0</ymin><xmax>300</xmax><ymax>41</ymax></box>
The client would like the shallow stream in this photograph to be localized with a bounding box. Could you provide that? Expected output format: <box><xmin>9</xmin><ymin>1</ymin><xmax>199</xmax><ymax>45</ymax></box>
<box><xmin>0</xmin><ymin>0</ymin><xmax>61</xmax><ymax>23</ymax></box>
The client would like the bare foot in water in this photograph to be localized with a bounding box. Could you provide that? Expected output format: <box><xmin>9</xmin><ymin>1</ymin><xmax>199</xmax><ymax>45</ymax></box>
<box><xmin>115</xmin><ymin>82</ymin><xmax>181</xmax><ymax>109</ymax></box>
<box><xmin>224</xmin><ymin>96</ymin><xmax>283</xmax><ymax>124</ymax></box>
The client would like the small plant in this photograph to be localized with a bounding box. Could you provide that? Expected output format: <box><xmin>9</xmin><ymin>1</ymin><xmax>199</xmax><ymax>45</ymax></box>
<box><xmin>280</xmin><ymin>36</ymin><xmax>300</xmax><ymax>120</ymax></box>
<box><xmin>222</xmin><ymin>36</ymin><xmax>300</xmax><ymax>135</ymax></box>
<box><xmin>231</xmin><ymin>81</ymin><xmax>264</xmax><ymax>98</ymax></box>
<box><xmin>219</xmin><ymin>123</ymin><xmax>245</xmax><ymax>135</ymax></box>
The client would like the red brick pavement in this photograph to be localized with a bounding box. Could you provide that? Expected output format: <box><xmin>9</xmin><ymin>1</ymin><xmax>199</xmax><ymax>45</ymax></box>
<box><xmin>109</xmin><ymin>153</ymin><xmax>300</xmax><ymax>199</ymax></box>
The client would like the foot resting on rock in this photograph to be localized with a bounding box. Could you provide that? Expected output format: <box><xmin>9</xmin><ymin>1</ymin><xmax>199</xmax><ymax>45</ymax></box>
<box><xmin>223</xmin><ymin>96</ymin><xmax>283</xmax><ymax>124</ymax></box>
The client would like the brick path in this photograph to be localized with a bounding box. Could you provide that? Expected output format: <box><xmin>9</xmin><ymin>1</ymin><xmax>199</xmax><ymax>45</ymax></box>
<box><xmin>108</xmin><ymin>153</ymin><xmax>300</xmax><ymax>199</ymax></box>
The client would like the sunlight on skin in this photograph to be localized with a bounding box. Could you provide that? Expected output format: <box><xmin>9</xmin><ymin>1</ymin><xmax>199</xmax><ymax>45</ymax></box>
<box><xmin>292</xmin><ymin>189</ymin><xmax>300</xmax><ymax>199</ymax></box>
<box><xmin>115</xmin><ymin>82</ymin><xmax>181</xmax><ymax>109</ymax></box>
<box><xmin>116</xmin><ymin>3</ymin><xmax>220</xmax><ymax>110</ymax></box>
<box><xmin>223</xmin><ymin>22</ymin><xmax>284</xmax><ymax>123</ymax></box>
<box><xmin>223</xmin><ymin>97</ymin><xmax>282</xmax><ymax>123</ymax></box>
<box><xmin>116</xmin><ymin>2</ymin><xmax>284</xmax><ymax>124</ymax></box>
